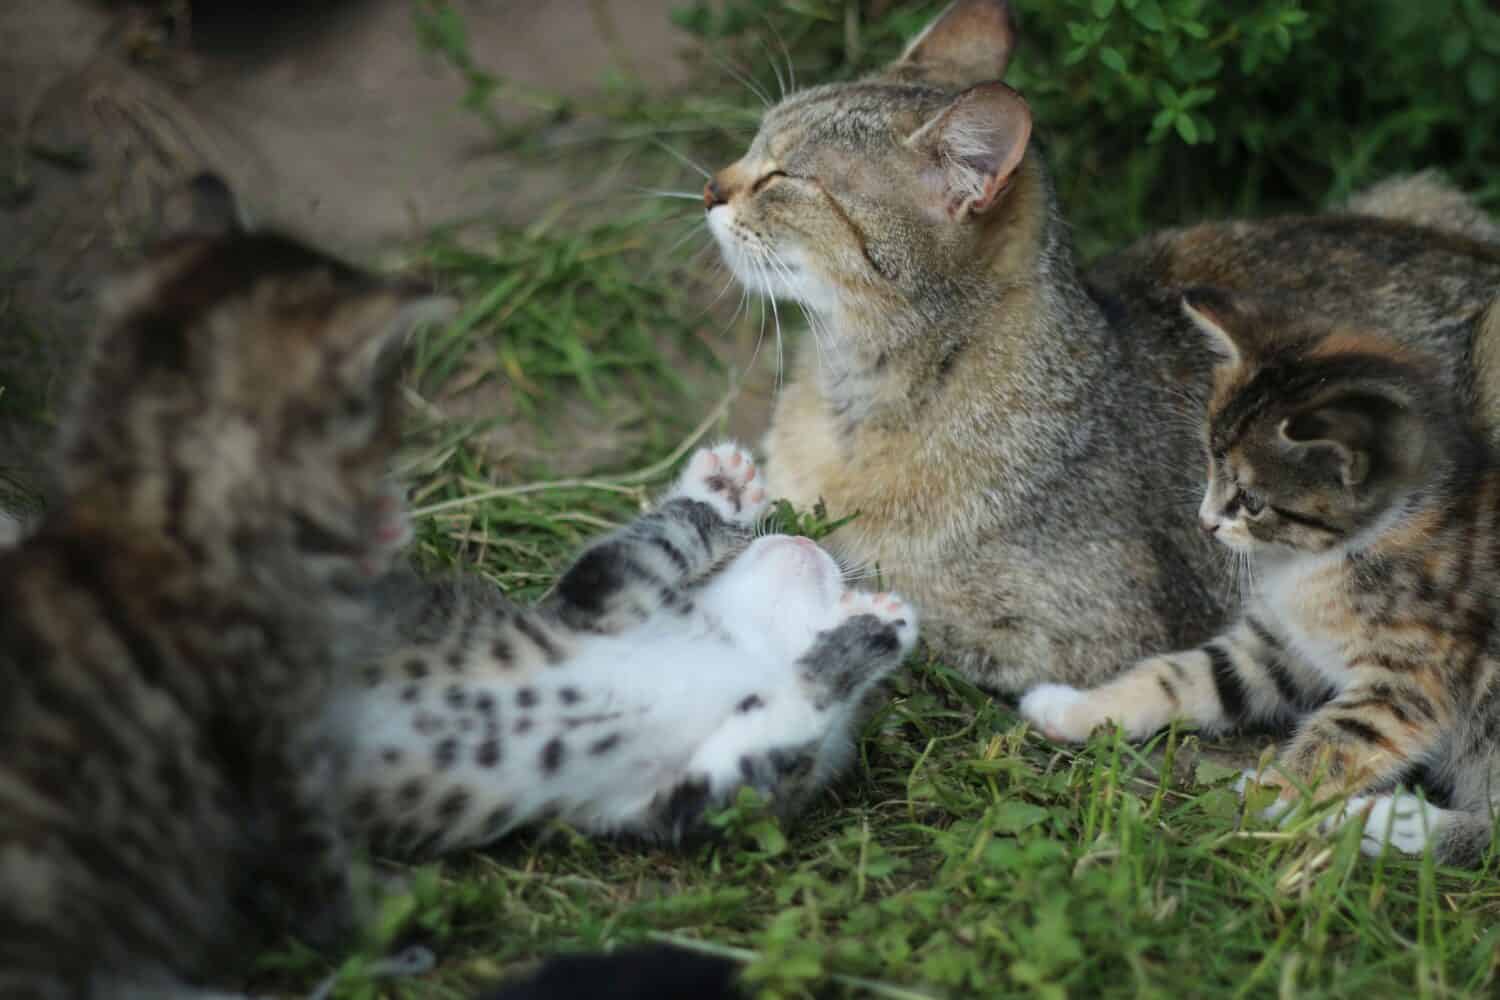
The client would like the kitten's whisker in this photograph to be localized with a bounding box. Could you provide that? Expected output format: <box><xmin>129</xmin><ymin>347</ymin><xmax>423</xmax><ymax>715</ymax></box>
<box><xmin>650</xmin><ymin>138</ymin><xmax>712</xmax><ymax>179</ymax></box>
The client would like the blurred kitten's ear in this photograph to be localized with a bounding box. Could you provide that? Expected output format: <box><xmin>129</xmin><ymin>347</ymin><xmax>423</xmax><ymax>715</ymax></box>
<box><xmin>893</xmin><ymin>0</ymin><xmax>1017</xmax><ymax>87</ymax></box>
<box><xmin>1181</xmin><ymin>287</ymin><xmax>1253</xmax><ymax>364</ymax></box>
<box><xmin>348</xmin><ymin>286</ymin><xmax>457</xmax><ymax>379</ymax></box>
<box><xmin>906</xmin><ymin>82</ymin><xmax>1031</xmax><ymax>220</ymax></box>
<box><xmin>159</xmin><ymin>171</ymin><xmax>246</xmax><ymax>239</ymax></box>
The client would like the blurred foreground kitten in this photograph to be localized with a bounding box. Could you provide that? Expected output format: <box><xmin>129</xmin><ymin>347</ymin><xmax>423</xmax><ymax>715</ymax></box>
<box><xmin>1023</xmin><ymin>290</ymin><xmax>1500</xmax><ymax>865</ymax></box>
<box><xmin>339</xmin><ymin>442</ymin><xmax>918</xmax><ymax>857</ymax></box>
<box><xmin>705</xmin><ymin>0</ymin><xmax>1500</xmax><ymax>693</ymax></box>
<box><xmin>0</xmin><ymin>180</ymin><xmax>442</xmax><ymax>995</ymax></box>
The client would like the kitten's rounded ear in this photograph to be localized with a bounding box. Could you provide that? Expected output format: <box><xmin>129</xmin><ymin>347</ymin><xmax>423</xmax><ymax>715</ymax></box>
<box><xmin>1181</xmin><ymin>287</ymin><xmax>1249</xmax><ymax>364</ymax></box>
<box><xmin>159</xmin><ymin>172</ymin><xmax>247</xmax><ymax>239</ymax></box>
<box><xmin>892</xmin><ymin>0</ymin><xmax>1018</xmax><ymax>87</ymax></box>
<box><xmin>906</xmin><ymin>82</ymin><xmax>1031</xmax><ymax>220</ymax></box>
<box><xmin>1277</xmin><ymin>411</ymin><xmax>1371</xmax><ymax>487</ymax></box>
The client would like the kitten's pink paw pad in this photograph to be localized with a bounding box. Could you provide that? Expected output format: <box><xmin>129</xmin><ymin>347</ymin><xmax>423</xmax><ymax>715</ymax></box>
<box><xmin>1018</xmin><ymin>684</ymin><xmax>1091</xmax><ymax>743</ymax></box>
<box><xmin>674</xmin><ymin>442</ymin><xmax>769</xmax><ymax>525</ymax></box>
<box><xmin>840</xmin><ymin>590</ymin><xmax>919</xmax><ymax>651</ymax></box>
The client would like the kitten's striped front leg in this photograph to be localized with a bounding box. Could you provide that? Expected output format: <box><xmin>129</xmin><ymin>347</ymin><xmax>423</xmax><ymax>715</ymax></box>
<box><xmin>1020</xmin><ymin>614</ymin><xmax>1329</xmax><ymax>743</ymax></box>
<box><xmin>1268</xmin><ymin>668</ymin><xmax>1454</xmax><ymax>802</ymax></box>
<box><xmin>546</xmin><ymin>443</ymin><xmax>769</xmax><ymax>633</ymax></box>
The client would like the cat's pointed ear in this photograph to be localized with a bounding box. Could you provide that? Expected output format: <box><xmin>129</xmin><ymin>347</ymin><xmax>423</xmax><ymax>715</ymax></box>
<box><xmin>907</xmin><ymin>82</ymin><xmax>1031</xmax><ymax>220</ymax></box>
<box><xmin>893</xmin><ymin>0</ymin><xmax>1018</xmax><ymax>87</ymax></box>
<box><xmin>1181</xmin><ymin>287</ymin><xmax>1256</xmax><ymax>364</ymax></box>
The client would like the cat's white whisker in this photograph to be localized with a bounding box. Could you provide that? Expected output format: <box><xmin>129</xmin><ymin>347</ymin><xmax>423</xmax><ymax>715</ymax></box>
<box><xmin>633</xmin><ymin>188</ymin><xmax>709</xmax><ymax>202</ymax></box>
<box><xmin>706</xmin><ymin>51</ymin><xmax>773</xmax><ymax>108</ymax></box>
<box><xmin>650</xmin><ymin>138</ymin><xmax>712</xmax><ymax>179</ymax></box>
<box><xmin>760</xmin><ymin>39</ymin><xmax>787</xmax><ymax>101</ymax></box>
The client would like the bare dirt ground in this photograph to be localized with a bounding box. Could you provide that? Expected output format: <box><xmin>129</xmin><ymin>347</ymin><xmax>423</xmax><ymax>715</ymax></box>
<box><xmin>0</xmin><ymin>0</ymin><xmax>769</xmax><ymax>515</ymax></box>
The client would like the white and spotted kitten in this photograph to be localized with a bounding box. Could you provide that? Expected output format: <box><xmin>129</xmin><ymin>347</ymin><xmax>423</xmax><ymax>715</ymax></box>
<box><xmin>336</xmin><ymin>443</ymin><xmax>919</xmax><ymax>856</ymax></box>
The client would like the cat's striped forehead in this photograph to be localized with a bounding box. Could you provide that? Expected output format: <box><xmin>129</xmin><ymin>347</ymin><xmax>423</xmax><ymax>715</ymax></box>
<box><xmin>754</xmin><ymin>79</ymin><xmax>954</xmax><ymax>156</ymax></box>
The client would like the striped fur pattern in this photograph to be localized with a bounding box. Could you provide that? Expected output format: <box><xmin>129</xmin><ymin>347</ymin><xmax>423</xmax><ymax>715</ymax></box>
<box><xmin>0</xmin><ymin>227</ymin><xmax>440</xmax><ymax>996</ymax></box>
<box><xmin>1023</xmin><ymin>291</ymin><xmax>1500</xmax><ymax>866</ymax></box>
<box><xmin>337</xmin><ymin>443</ymin><xmax>918</xmax><ymax>858</ymax></box>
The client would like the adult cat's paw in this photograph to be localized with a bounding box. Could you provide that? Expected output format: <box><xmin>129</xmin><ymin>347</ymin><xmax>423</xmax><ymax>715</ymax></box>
<box><xmin>1019</xmin><ymin>684</ymin><xmax>1094</xmax><ymax>743</ymax></box>
<box><xmin>839</xmin><ymin>590</ymin><xmax>919</xmax><ymax>654</ymax></box>
<box><xmin>674</xmin><ymin>442</ymin><xmax>768</xmax><ymax>525</ymax></box>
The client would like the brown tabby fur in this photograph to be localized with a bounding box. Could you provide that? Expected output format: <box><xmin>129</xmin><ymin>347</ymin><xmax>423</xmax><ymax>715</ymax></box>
<box><xmin>0</xmin><ymin>210</ymin><xmax>439</xmax><ymax>996</ymax></box>
<box><xmin>1022</xmin><ymin>291</ymin><xmax>1500</xmax><ymax>865</ymax></box>
<box><xmin>710</xmin><ymin>0</ymin><xmax>1500</xmax><ymax>692</ymax></box>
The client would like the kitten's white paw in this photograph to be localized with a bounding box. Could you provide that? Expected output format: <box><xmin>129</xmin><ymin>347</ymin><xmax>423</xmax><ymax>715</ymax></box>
<box><xmin>1236</xmin><ymin>769</ymin><xmax>1298</xmax><ymax>823</ymax></box>
<box><xmin>1019</xmin><ymin>684</ymin><xmax>1093</xmax><ymax>743</ymax></box>
<box><xmin>840</xmin><ymin>590</ymin><xmax>919</xmax><ymax>653</ymax></box>
<box><xmin>1350</xmin><ymin>792</ymin><xmax>1445</xmax><ymax>856</ymax></box>
<box><xmin>674</xmin><ymin>442</ymin><xmax>769</xmax><ymax>525</ymax></box>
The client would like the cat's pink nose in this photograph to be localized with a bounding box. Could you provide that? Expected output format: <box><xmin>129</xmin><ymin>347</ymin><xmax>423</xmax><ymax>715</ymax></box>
<box><xmin>1199</xmin><ymin>518</ymin><xmax>1218</xmax><ymax>535</ymax></box>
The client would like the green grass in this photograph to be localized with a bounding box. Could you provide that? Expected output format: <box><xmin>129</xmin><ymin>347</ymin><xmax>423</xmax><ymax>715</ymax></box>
<box><xmin>258</xmin><ymin>4</ymin><xmax>1500</xmax><ymax>996</ymax></box>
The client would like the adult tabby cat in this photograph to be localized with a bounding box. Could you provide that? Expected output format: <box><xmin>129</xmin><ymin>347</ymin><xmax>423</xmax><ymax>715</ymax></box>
<box><xmin>704</xmin><ymin>0</ymin><xmax>1500</xmax><ymax>693</ymax></box>
<box><xmin>339</xmin><ymin>442</ymin><xmax>918</xmax><ymax>858</ymax></box>
<box><xmin>0</xmin><ymin>193</ymin><xmax>442</xmax><ymax>996</ymax></box>
<box><xmin>1023</xmin><ymin>290</ymin><xmax>1500</xmax><ymax>865</ymax></box>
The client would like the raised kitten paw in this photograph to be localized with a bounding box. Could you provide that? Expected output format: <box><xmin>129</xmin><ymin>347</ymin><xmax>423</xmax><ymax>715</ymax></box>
<box><xmin>1235</xmin><ymin>768</ymin><xmax>1300</xmax><ymax>824</ymax></box>
<box><xmin>839</xmin><ymin>589</ymin><xmax>919</xmax><ymax>653</ymax></box>
<box><xmin>1019</xmin><ymin>684</ymin><xmax>1093</xmax><ymax>743</ymax></box>
<box><xmin>1344</xmin><ymin>792</ymin><xmax>1446</xmax><ymax>856</ymax></box>
<box><xmin>674</xmin><ymin>442</ymin><xmax>769</xmax><ymax>525</ymax></box>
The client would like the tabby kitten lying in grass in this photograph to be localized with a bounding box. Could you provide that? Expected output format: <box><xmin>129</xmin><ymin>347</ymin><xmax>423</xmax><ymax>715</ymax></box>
<box><xmin>338</xmin><ymin>442</ymin><xmax>918</xmax><ymax>858</ymax></box>
<box><xmin>0</xmin><ymin>210</ymin><xmax>441</xmax><ymax>995</ymax></box>
<box><xmin>1023</xmin><ymin>289</ymin><xmax>1500</xmax><ymax>865</ymax></box>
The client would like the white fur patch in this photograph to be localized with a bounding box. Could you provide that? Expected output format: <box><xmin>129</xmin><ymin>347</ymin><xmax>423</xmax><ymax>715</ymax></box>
<box><xmin>1018</xmin><ymin>683</ymin><xmax>1088</xmax><ymax>743</ymax></box>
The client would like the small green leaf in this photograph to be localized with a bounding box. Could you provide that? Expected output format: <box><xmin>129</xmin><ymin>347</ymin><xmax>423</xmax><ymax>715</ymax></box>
<box><xmin>1132</xmin><ymin>0</ymin><xmax>1167</xmax><ymax>31</ymax></box>
<box><xmin>989</xmin><ymin>801</ymin><xmax>1051</xmax><ymax>834</ymax></box>
<box><xmin>1174</xmin><ymin>113</ymin><xmax>1200</xmax><ymax>144</ymax></box>
<box><xmin>1152</xmin><ymin>79</ymin><xmax>1180</xmax><ymax>107</ymax></box>
<box><xmin>1099</xmin><ymin>46</ymin><xmax>1128</xmax><ymax>73</ymax></box>
<box><xmin>1442</xmin><ymin>32</ymin><xmax>1472</xmax><ymax>67</ymax></box>
<box><xmin>1468</xmin><ymin>59</ymin><xmax>1500</xmax><ymax>104</ymax></box>
<box><xmin>1092</xmin><ymin>0</ymin><xmax>1117</xmax><ymax>17</ymax></box>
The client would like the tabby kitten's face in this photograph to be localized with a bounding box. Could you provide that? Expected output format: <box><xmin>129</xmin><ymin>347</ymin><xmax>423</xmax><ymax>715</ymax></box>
<box><xmin>1186</xmin><ymin>289</ymin><xmax>1437</xmax><ymax>555</ymax></box>
<box><xmin>65</xmin><ymin>233</ymin><xmax>448</xmax><ymax>582</ymax></box>
<box><xmin>706</xmin><ymin>0</ymin><xmax>1030</xmax><ymax>328</ymax></box>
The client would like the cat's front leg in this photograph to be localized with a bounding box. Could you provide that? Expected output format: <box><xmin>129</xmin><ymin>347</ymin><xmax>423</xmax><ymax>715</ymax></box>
<box><xmin>1020</xmin><ymin>614</ymin><xmax>1329</xmax><ymax>743</ymax></box>
<box><xmin>546</xmin><ymin>442</ymin><xmax>768</xmax><ymax>633</ymax></box>
<box><xmin>1253</xmin><ymin>669</ymin><xmax>1454</xmax><ymax>805</ymax></box>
